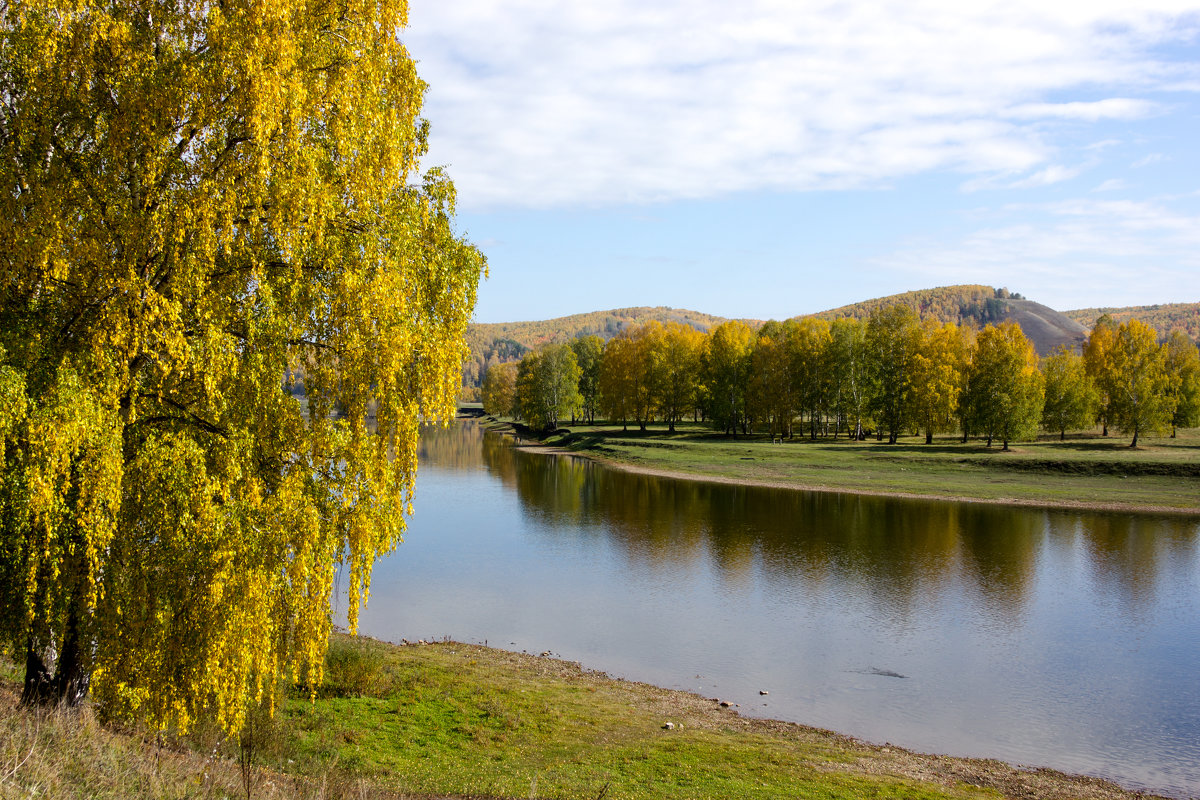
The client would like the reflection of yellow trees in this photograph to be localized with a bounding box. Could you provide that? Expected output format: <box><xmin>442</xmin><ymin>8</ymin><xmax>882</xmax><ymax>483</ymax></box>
<box><xmin>477</xmin><ymin>434</ymin><xmax>1015</xmax><ymax>616</ymax></box>
<box><xmin>954</xmin><ymin>505</ymin><xmax>1041</xmax><ymax>621</ymax></box>
<box><xmin>468</xmin><ymin>422</ymin><xmax>1198</xmax><ymax>622</ymax></box>
<box><xmin>418</xmin><ymin>422</ymin><xmax>490</xmax><ymax>472</ymax></box>
<box><xmin>479</xmin><ymin>426</ymin><xmax>519</xmax><ymax>484</ymax></box>
<box><xmin>1080</xmin><ymin>513</ymin><xmax>1199</xmax><ymax>619</ymax></box>
<box><xmin>513</xmin><ymin>452</ymin><xmax>594</xmax><ymax>524</ymax></box>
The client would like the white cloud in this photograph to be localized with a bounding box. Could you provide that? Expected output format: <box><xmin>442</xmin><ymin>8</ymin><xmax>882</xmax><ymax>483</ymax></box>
<box><xmin>405</xmin><ymin>0</ymin><xmax>1200</xmax><ymax>209</ymax></box>
<box><xmin>1003</xmin><ymin>99</ymin><xmax>1159</xmax><ymax>120</ymax></box>
<box><xmin>1093</xmin><ymin>178</ymin><xmax>1127</xmax><ymax>191</ymax></box>
<box><xmin>1132</xmin><ymin>153</ymin><xmax>1169</xmax><ymax>167</ymax></box>
<box><xmin>1009</xmin><ymin>165</ymin><xmax>1084</xmax><ymax>188</ymax></box>
<box><xmin>872</xmin><ymin>198</ymin><xmax>1200</xmax><ymax>308</ymax></box>
<box><xmin>963</xmin><ymin>164</ymin><xmax>1084</xmax><ymax>192</ymax></box>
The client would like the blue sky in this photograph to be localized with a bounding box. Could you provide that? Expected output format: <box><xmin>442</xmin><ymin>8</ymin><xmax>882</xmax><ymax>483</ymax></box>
<box><xmin>404</xmin><ymin>1</ymin><xmax>1200</xmax><ymax>324</ymax></box>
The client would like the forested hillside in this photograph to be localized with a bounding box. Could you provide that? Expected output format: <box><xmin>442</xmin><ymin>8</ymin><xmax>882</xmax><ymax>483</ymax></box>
<box><xmin>1065</xmin><ymin>303</ymin><xmax>1200</xmax><ymax>341</ymax></box>
<box><xmin>806</xmin><ymin>285</ymin><xmax>1087</xmax><ymax>355</ymax></box>
<box><xmin>808</xmin><ymin>284</ymin><xmax>999</xmax><ymax>323</ymax></box>
<box><xmin>463</xmin><ymin>288</ymin><xmax>1195</xmax><ymax>395</ymax></box>
<box><xmin>463</xmin><ymin>307</ymin><xmax>739</xmax><ymax>393</ymax></box>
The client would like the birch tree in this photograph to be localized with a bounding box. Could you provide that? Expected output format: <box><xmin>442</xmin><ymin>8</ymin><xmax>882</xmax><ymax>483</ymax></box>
<box><xmin>1040</xmin><ymin>347</ymin><xmax>1099</xmax><ymax>440</ymax></box>
<box><xmin>1107</xmin><ymin>319</ymin><xmax>1170</xmax><ymax>447</ymax></box>
<box><xmin>0</xmin><ymin>0</ymin><xmax>483</xmax><ymax>732</ymax></box>
<box><xmin>967</xmin><ymin>323</ymin><xmax>1044</xmax><ymax>450</ymax></box>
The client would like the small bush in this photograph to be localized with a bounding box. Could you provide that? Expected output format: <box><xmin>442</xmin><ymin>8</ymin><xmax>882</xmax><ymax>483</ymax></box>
<box><xmin>321</xmin><ymin>636</ymin><xmax>391</xmax><ymax>698</ymax></box>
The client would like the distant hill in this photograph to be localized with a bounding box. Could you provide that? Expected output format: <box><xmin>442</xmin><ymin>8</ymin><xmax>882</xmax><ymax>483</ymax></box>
<box><xmin>1064</xmin><ymin>303</ymin><xmax>1200</xmax><ymax>341</ymax></box>
<box><xmin>803</xmin><ymin>285</ymin><xmax>1087</xmax><ymax>355</ymax></box>
<box><xmin>462</xmin><ymin>307</ymin><xmax>740</xmax><ymax>394</ymax></box>
<box><xmin>461</xmin><ymin>288</ymin><xmax>1197</xmax><ymax>394</ymax></box>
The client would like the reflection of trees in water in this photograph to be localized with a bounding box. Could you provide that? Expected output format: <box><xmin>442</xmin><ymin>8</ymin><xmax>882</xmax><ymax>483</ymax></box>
<box><xmin>479</xmin><ymin>427</ymin><xmax>519</xmax><ymax>480</ymax></box>
<box><xmin>417</xmin><ymin>421</ymin><xmax>490</xmax><ymax>472</ymax></box>
<box><xmin>473</xmin><ymin>423</ymin><xmax>1198</xmax><ymax>623</ymax></box>
<box><xmin>1079</xmin><ymin>512</ymin><xmax>1200</xmax><ymax>621</ymax></box>
<box><xmin>954</xmin><ymin>504</ymin><xmax>1042</xmax><ymax>622</ymax></box>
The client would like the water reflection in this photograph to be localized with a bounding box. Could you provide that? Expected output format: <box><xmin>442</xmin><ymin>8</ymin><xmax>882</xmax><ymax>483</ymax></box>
<box><xmin>378</xmin><ymin>422</ymin><xmax>1200</xmax><ymax>797</ymax></box>
<box><xmin>470</xmin><ymin>429</ymin><xmax>1197</xmax><ymax>625</ymax></box>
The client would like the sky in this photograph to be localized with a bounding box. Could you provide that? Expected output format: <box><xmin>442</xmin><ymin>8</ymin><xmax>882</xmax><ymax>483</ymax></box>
<box><xmin>402</xmin><ymin>0</ymin><xmax>1200</xmax><ymax>324</ymax></box>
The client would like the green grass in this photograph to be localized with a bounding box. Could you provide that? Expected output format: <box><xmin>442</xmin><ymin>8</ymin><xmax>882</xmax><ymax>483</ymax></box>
<box><xmin>249</xmin><ymin>635</ymin><xmax>1140</xmax><ymax>799</ymax></box>
<box><xmin>525</xmin><ymin>422</ymin><xmax>1200</xmax><ymax>512</ymax></box>
<box><xmin>0</xmin><ymin>635</ymin><xmax>1167</xmax><ymax>799</ymax></box>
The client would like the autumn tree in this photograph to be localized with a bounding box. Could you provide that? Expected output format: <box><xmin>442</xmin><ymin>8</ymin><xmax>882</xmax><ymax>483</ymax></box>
<box><xmin>570</xmin><ymin>335</ymin><xmax>604</xmax><ymax>424</ymax></box>
<box><xmin>966</xmin><ymin>324</ymin><xmax>1044</xmax><ymax>450</ymax></box>
<box><xmin>827</xmin><ymin>317</ymin><xmax>870</xmax><ymax>439</ymax></box>
<box><xmin>704</xmin><ymin>321</ymin><xmax>755</xmax><ymax>435</ymax></box>
<box><xmin>1163</xmin><ymin>330</ymin><xmax>1200</xmax><ymax>437</ymax></box>
<box><xmin>599</xmin><ymin>325</ymin><xmax>662</xmax><ymax>432</ymax></box>
<box><xmin>0</xmin><ymin>0</ymin><xmax>483</xmax><ymax>732</ymax></box>
<box><xmin>907</xmin><ymin>320</ymin><xmax>967</xmax><ymax>445</ymax></box>
<box><xmin>481</xmin><ymin>362</ymin><xmax>518</xmax><ymax>418</ymax></box>
<box><xmin>655</xmin><ymin>323</ymin><xmax>705</xmax><ymax>432</ymax></box>
<box><xmin>793</xmin><ymin>318</ymin><xmax>832</xmax><ymax>439</ymax></box>
<box><xmin>599</xmin><ymin>332</ymin><xmax>638</xmax><ymax>431</ymax></box>
<box><xmin>1083</xmin><ymin>315</ymin><xmax>1118</xmax><ymax>436</ymax></box>
<box><xmin>1040</xmin><ymin>347</ymin><xmax>1099</xmax><ymax>440</ymax></box>
<box><xmin>1107</xmin><ymin>319</ymin><xmax>1170</xmax><ymax>447</ymax></box>
<box><xmin>516</xmin><ymin>345</ymin><xmax>582</xmax><ymax>432</ymax></box>
<box><xmin>748</xmin><ymin>321</ymin><xmax>798</xmax><ymax>438</ymax></box>
<box><xmin>865</xmin><ymin>305</ymin><xmax>919</xmax><ymax>443</ymax></box>
<box><xmin>628</xmin><ymin>323</ymin><xmax>663</xmax><ymax>431</ymax></box>
<box><xmin>596</xmin><ymin>323</ymin><xmax>663</xmax><ymax>431</ymax></box>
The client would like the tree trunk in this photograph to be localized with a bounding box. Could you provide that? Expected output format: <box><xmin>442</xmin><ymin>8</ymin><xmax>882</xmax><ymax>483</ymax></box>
<box><xmin>54</xmin><ymin>605</ymin><xmax>91</xmax><ymax>706</ymax></box>
<box><xmin>925</xmin><ymin>429</ymin><xmax>933</xmax><ymax>445</ymax></box>
<box><xmin>1060</xmin><ymin>428</ymin><xmax>1065</xmax><ymax>441</ymax></box>
<box><xmin>21</xmin><ymin>637</ymin><xmax>55</xmax><ymax>706</ymax></box>
<box><xmin>22</xmin><ymin>604</ymin><xmax>90</xmax><ymax>708</ymax></box>
<box><xmin>1002</xmin><ymin>439</ymin><xmax>1009</xmax><ymax>451</ymax></box>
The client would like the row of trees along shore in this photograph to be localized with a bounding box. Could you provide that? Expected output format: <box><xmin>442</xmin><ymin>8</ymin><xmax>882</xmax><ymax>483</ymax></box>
<box><xmin>481</xmin><ymin>308</ymin><xmax>1200</xmax><ymax>449</ymax></box>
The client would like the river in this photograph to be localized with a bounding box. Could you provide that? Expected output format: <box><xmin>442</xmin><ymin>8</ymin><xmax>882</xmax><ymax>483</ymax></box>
<box><xmin>344</xmin><ymin>421</ymin><xmax>1200</xmax><ymax>798</ymax></box>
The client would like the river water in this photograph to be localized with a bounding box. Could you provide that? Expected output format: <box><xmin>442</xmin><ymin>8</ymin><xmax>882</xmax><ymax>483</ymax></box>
<box><xmin>345</xmin><ymin>422</ymin><xmax>1200</xmax><ymax>798</ymax></box>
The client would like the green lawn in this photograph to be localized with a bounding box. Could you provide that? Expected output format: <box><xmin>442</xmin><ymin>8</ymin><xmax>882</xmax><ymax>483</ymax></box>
<box><xmin>525</xmin><ymin>422</ymin><xmax>1200</xmax><ymax>512</ymax></box>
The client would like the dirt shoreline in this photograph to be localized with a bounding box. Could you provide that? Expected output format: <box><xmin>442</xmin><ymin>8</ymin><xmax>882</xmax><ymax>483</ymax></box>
<box><xmin>510</xmin><ymin>439</ymin><xmax>1200</xmax><ymax>517</ymax></box>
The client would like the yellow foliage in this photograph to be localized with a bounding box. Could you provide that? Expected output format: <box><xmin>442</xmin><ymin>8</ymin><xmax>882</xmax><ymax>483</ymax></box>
<box><xmin>0</xmin><ymin>0</ymin><xmax>482</xmax><ymax>734</ymax></box>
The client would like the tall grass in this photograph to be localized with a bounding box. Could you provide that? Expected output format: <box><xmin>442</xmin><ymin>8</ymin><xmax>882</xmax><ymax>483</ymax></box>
<box><xmin>0</xmin><ymin>678</ymin><xmax>404</xmax><ymax>799</ymax></box>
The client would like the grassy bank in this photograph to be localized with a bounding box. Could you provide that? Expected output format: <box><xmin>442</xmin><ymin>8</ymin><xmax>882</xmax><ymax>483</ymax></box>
<box><xmin>0</xmin><ymin>635</ymin><xmax>1170</xmax><ymax>800</ymax></box>
<box><xmin>496</xmin><ymin>419</ymin><xmax>1200</xmax><ymax>513</ymax></box>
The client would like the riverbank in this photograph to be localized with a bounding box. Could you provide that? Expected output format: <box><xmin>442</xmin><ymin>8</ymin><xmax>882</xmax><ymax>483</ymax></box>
<box><xmin>478</xmin><ymin>416</ymin><xmax>1200</xmax><ymax>515</ymax></box>
<box><xmin>0</xmin><ymin>634</ymin><xmax>1176</xmax><ymax>800</ymax></box>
